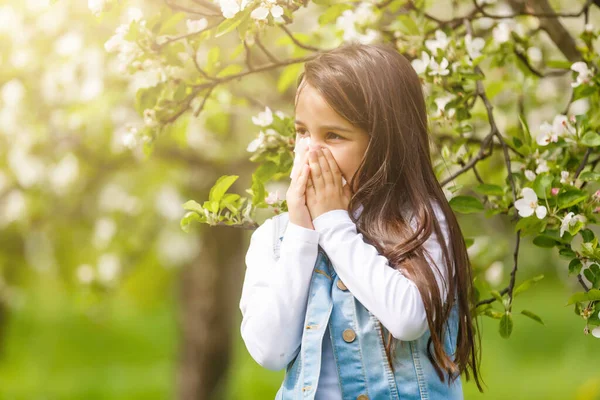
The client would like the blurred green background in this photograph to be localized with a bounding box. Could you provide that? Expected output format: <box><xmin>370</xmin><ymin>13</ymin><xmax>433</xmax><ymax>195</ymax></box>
<box><xmin>1</xmin><ymin>0</ymin><xmax>600</xmax><ymax>399</ymax></box>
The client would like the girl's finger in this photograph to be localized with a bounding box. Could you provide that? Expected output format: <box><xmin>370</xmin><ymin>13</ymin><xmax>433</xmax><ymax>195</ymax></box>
<box><xmin>291</xmin><ymin>150</ymin><xmax>311</xmax><ymax>184</ymax></box>
<box><xmin>308</xmin><ymin>149</ymin><xmax>325</xmax><ymax>193</ymax></box>
<box><xmin>317</xmin><ymin>148</ymin><xmax>334</xmax><ymax>187</ymax></box>
<box><xmin>321</xmin><ymin>147</ymin><xmax>343</xmax><ymax>187</ymax></box>
<box><xmin>295</xmin><ymin>164</ymin><xmax>309</xmax><ymax>191</ymax></box>
<box><xmin>307</xmin><ymin>171</ymin><xmax>316</xmax><ymax>197</ymax></box>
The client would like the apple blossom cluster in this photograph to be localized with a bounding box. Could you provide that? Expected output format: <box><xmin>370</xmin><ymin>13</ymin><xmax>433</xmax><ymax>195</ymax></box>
<box><xmin>535</xmin><ymin>114</ymin><xmax>577</xmax><ymax>146</ymax></box>
<box><xmin>245</xmin><ymin>106</ymin><xmax>289</xmax><ymax>153</ymax></box>
<box><xmin>335</xmin><ymin>2</ymin><xmax>380</xmax><ymax>45</ymax></box>
<box><xmin>570</xmin><ymin>61</ymin><xmax>595</xmax><ymax>88</ymax></box>
<box><xmin>218</xmin><ymin>0</ymin><xmax>283</xmax><ymax>21</ymax></box>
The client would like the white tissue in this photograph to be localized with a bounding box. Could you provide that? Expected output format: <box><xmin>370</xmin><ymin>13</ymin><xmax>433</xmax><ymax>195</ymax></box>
<box><xmin>290</xmin><ymin>137</ymin><xmax>347</xmax><ymax>186</ymax></box>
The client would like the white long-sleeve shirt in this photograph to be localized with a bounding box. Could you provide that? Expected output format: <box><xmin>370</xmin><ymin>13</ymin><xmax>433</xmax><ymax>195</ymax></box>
<box><xmin>240</xmin><ymin>200</ymin><xmax>452</xmax><ymax>399</ymax></box>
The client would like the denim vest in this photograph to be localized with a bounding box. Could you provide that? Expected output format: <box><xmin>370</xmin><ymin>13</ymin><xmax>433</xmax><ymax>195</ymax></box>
<box><xmin>271</xmin><ymin>212</ymin><xmax>463</xmax><ymax>400</ymax></box>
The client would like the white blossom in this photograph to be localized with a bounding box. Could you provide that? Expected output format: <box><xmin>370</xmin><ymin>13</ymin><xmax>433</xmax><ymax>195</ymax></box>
<box><xmin>560</xmin><ymin>212</ymin><xmax>586</xmax><ymax>237</ymax></box>
<box><xmin>559</xmin><ymin>170</ymin><xmax>571</xmax><ymax>185</ymax></box>
<box><xmin>220</xmin><ymin>0</ymin><xmax>251</xmax><ymax>19</ymax></box>
<box><xmin>251</xmin><ymin>0</ymin><xmax>283</xmax><ymax>20</ymax></box>
<box><xmin>536</xmin><ymin>114</ymin><xmax>575</xmax><ymax>146</ymax></box>
<box><xmin>493</xmin><ymin>22</ymin><xmax>511</xmax><ymax>44</ymax></box>
<box><xmin>584</xmin><ymin>23</ymin><xmax>594</xmax><ymax>33</ymax></box>
<box><xmin>54</xmin><ymin>32</ymin><xmax>83</xmax><ymax>56</ymax></box>
<box><xmin>524</xmin><ymin>169</ymin><xmax>536</xmax><ymax>181</ymax></box>
<box><xmin>1</xmin><ymin>79</ymin><xmax>25</xmax><ymax>107</ymax></box>
<box><xmin>265</xmin><ymin>190</ymin><xmax>281</xmax><ymax>205</ymax></box>
<box><xmin>49</xmin><ymin>153</ymin><xmax>79</xmax><ymax>194</ymax></box>
<box><xmin>247</xmin><ymin>131</ymin><xmax>266</xmax><ymax>152</ymax></box>
<box><xmin>76</xmin><ymin>264</ymin><xmax>95</xmax><ymax>284</ymax></box>
<box><xmin>336</xmin><ymin>9</ymin><xmax>379</xmax><ymax>44</ymax></box>
<box><xmin>535</xmin><ymin>159</ymin><xmax>549</xmax><ymax>174</ymax></box>
<box><xmin>93</xmin><ymin>217</ymin><xmax>117</xmax><ymax>249</ymax></box>
<box><xmin>143</xmin><ymin>109</ymin><xmax>158</xmax><ymax>128</ymax></box>
<box><xmin>97</xmin><ymin>253</ymin><xmax>121</xmax><ymax>283</ymax></box>
<box><xmin>428</xmin><ymin>58</ymin><xmax>450</xmax><ymax>76</ymax></box>
<box><xmin>434</xmin><ymin>95</ymin><xmax>455</xmax><ymax>118</ymax></box>
<box><xmin>126</xmin><ymin>7</ymin><xmax>143</xmax><ymax>22</ymax></box>
<box><xmin>411</xmin><ymin>51</ymin><xmax>430</xmax><ymax>75</ymax></box>
<box><xmin>570</xmin><ymin>62</ymin><xmax>594</xmax><ymax>88</ymax></box>
<box><xmin>252</xmin><ymin>106</ymin><xmax>273</xmax><ymax>126</ymax></box>
<box><xmin>527</xmin><ymin>46</ymin><xmax>542</xmax><ymax>63</ymax></box>
<box><xmin>485</xmin><ymin>261</ymin><xmax>503</xmax><ymax>286</ymax></box>
<box><xmin>465</xmin><ymin>34</ymin><xmax>485</xmax><ymax>59</ymax></box>
<box><xmin>592</xmin><ymin>326</ymin><xmax>600</xmax><ymax>338</ymax></box>
<box><xmin>425</xmin><ymin>30</ymin><xmax>449</xmax><ymax>54</ymax></box>
<box><xmin>88</xmin><ymin>0</ymin><xmax>105</xmax><ymax>16</ymax></box>
<box><xmin>353</xmin><ymin>2</ymin><xmax>377</xmax><ymax>25</ymax></box>
<box><xmin>186</xmin><ymin>18</ymin><xmax>208</xmax><ymax>34</ymax></box>
<box><xmin>122</xmin><ymin>127</ymin><xmax>139</xmax><ymax>149</ymax></box>
<box><xmin>514</xmin><ymin>187</ymin><xmax>547</xmax><ymax>219</ymax></box>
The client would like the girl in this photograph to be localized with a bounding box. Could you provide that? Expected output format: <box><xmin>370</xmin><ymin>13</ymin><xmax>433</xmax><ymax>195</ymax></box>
<box><xmin>240</xmin><ymin>42</ymin><xmax>483</xmax><ymax>399</ymax></box>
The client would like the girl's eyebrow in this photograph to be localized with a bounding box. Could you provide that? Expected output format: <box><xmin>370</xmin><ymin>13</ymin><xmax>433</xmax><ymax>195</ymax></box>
<box><xmin>294</xmin><ymin>120</ymin><xmax>354</xmax><ymax>133</ymax></box>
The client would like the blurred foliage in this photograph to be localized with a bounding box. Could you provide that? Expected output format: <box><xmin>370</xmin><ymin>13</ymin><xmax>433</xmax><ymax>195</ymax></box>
<box><xmin>1</xmin><ymin>0</ymin><xmax>600</xmax><ymax>398</ymax></box>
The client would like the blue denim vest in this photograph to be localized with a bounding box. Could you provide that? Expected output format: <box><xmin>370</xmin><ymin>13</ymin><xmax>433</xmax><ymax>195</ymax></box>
<box><xmin>271</xmin><ymin>212</ymin><xmax>463</xmax><ymax>400</ymax></box>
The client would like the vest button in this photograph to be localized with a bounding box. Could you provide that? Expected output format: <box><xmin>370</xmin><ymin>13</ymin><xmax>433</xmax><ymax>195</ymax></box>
<box><xmin>336</xmin><ymin>279</ymin><xmax>348</xmax><ymax>291</ymax></box>
<box><xmin>357</xmin><ymin>395</ymin><xmax>369</xmax><ymax>400</ymax></box>
<box><xmin>342</xmin><ymin>328</ymin><xmax>356</xmax><ymax>343</ymax></box>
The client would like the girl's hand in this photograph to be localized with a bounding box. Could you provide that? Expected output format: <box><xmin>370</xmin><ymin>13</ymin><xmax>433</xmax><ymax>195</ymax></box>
<box><xmin>306</xmin><ymin>146</ymin><xmax>352</xmax><ymax>220</ymax></box>
<box><xmin>286</xmin><ymin>150</ymin><xmax>314</xmax><ymax>230</ymax></box>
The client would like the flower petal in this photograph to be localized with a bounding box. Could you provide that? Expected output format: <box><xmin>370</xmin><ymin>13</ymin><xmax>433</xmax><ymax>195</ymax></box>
<box><xmin>535</xmin><ymin>205</ymin><xmax>547</xmax><ymax>219</ymax></box>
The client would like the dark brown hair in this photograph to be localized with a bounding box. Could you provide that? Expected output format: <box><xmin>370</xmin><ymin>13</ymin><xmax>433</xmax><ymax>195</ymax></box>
<box><xmin>294</xmin><ymin>42</ymin><xmax>484</xmax><ymax>392</ymax></box>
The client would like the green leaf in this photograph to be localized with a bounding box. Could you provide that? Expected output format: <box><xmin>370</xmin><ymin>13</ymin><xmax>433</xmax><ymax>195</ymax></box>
<box><xmin>533</xmin><ymin>235</ymin><xmax>559</xmax><ymax>248</ymax></box>
<box><xmin>182</xmin><ymin>200</ymin><xmax>203</xmax><ymax>214</ymax></box>
<box><xmin>565</xmin><ymin>289</ymin><xmax>600</xmax><ymax>305</ymax></box>
<box><xmin>518</xmin><ymin>114</ymin><xmax>532</xmax><ymax>147</ymax></box>
<box><xmin>520</xmin><ymin>310</ymin><xmax>544</xmax><ymax>325</ymax></box>
<box><xmin>483</xmin><ymin>308</ymin><xmax>504</xmax><ymax>320</ymax></box>
<box><xmin>579</xmin><ymin>171</ymin><xmax>600</xmax><ymax>182</ymax></box>
<box><xmin>558</xmin><ymin>248</ymin><xmax>576</xmax><ymax>259</ymax></box>
<box><xmin>581</xmin><ymin>229</ymin><xmax>595</xmax><ymax>243</ymax></box>
<box><xmin>514</xmin><ymin>215</ymin><xmax>546</xmax><ymax>235</ymax></box>
<box><xmin>209</xmin><ymin>175</ymin><xmax>239</xmax><ymax>203</ymax></box>
<box><xmin>546</xmin><ymin>59</ymin><xmax>572</xmax><ymax>69</ymax></box>
<box><xmin>490</xmin><ymin>290</ymin><xmax>504</xmax><ymax>304</ymax></box>
<box><xmin>312</xmin><ymin>0</ymin><xmax>360</xmax><ymax>5</ymax></box>
<box><xmin>203</xmin><ymin>200</ymin><xmax>220</xmax><ymax>213</ymax></box>
<box><xmin>318</xmin><ymin>3</ymin><xmax>353</xmax><ymax>25</ymax></box>
<box><xmin>513</xmin><ymin>274</ymin><xmax>544</xmax><ymax>297</ymax></box>
<box><xmin>221</xmin><ymin>193</ymin><xmax>242</xmax><ymax>213</ymax></box>
<box><xmin>499</xmin><ymin>312</ymin><xmax>513</xmax><ymax>338</ymax></box>
<box><xmin>180</xmin><ymin>211</ymin><xmax>203</xmax><ymax>233</ymax></box>
<box><xmin>277</xmin><ymin>63</ymin><xmax>302</xmax><ymax>93</ymax></box>
<box><xmin>532</xmin><ymin>173</ymin><xmax>553</xmax><ymax>199</ymax></box>
<box><xmin>557</xmin><ymin>189</ymin><xmax>588</xmax><ymax>209</ymax></box>
<box><xmin>449</xmin><ymin>195</ymin><xmax>484</xmax><ymax>214</ymax></box>
<box><xmin>580</xmin><ymin>131</ymin><xmax>600</xmax><ymax>147</ymax></box>
<box><xmin>255</xmin><ymin>161</ymin><xmax>279</xmax><ymax>182</ymax></box>
<box><xmin>388</xmin><ymin>15</ymin><xmax>420</xmax><ymax>35</ymax></box>
<box><xmin>215</xmin><ymin>12</ymin><xmax>246</xmax><ymax>38</ymax></box>
<box><xmin>474</xmin><ymin>184</ymin><xmax>504</xmax><ymax>196</ymax></box>
<box><xmin>568</xmin><ymin>258</ymin><xmax>583</xmax><ymax>275</ymax></box>
<box><xmin>217</xmin><ymin>64</ymin><xmax>244</xmax><ymax>77</ymax></box>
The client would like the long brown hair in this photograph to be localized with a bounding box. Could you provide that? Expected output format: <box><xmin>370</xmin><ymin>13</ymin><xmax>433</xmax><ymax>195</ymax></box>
<box><xmin>295</xmin><ymin>42</ymin><xmax>484</xmax><ymax>392</ymax></box>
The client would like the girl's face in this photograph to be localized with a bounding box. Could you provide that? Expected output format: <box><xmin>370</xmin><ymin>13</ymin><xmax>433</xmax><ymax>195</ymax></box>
<box><xmin>294</xmin><ymin>83</ymin><xmax>370</xmax><ymax>192</ymax></box>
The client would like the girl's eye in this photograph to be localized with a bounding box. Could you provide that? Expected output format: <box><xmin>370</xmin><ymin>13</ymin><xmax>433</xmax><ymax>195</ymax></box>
<box><xmin>295</xmin><ymin>129</ymin><xmax>343</xmax><ymax>140</ymax></box>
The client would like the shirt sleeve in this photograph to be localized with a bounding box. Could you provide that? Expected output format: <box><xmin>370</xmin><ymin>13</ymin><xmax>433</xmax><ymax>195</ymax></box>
<box><xmin>239</xmin><ymin>216</ymin><xmax>320</xmax><ymax>371</ymax></box>
<box><xmin>312</xmin><ymin>205</ymin><xmax>451</xmax><ymax>342</ymax></box>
